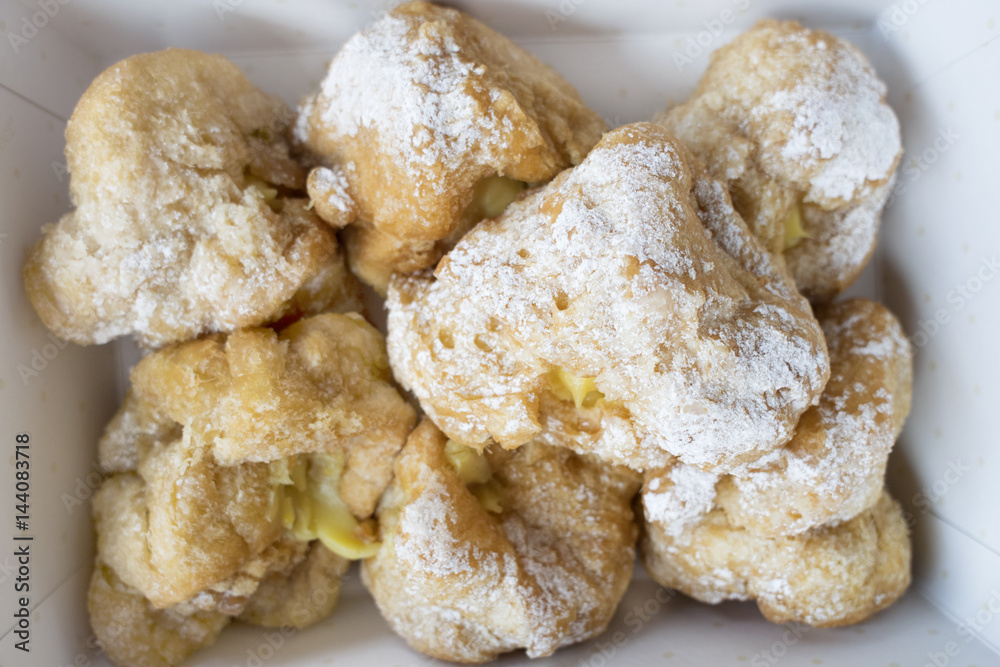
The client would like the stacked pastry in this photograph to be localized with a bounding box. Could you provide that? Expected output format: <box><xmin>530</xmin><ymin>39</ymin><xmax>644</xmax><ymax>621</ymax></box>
<box><xmin>295</xmin><ymin>0</ymin><xmax>607</xmax><ymax>292</ymax></box>
<box><xmin>23</xmin><ymin>3</ymin><xmax>913</xmax><ymax>666</ymax></box>
<box><xmin>372</xmin><ymin>11</ymin><xmax>912</xmax><ymax>652</ymax></box>
<box><xmin>643</xmin><ymin>21</ymin><xmax>912</xmax><ymax>627</ymax></box>
<box><xmin>22</xmin><ymin>49</ymin><xmax>419</xmax><ymax>667</ymax></box>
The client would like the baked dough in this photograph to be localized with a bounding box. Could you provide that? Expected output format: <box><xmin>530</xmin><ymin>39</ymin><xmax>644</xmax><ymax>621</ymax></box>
<box><xmin>714</xmin><ymin>298</ymin><xmax>913</xmax><ymax>535</ymax></box>
<box><xmin>88</xmin><ymin>560</ymin><xmax>229</xmax><ymax>667</ymax></box>
<box><xmin>387</xmin><ymin>122</ymin><xmax>829</xmax><ymax>472</ymax></box>
<box><xmin>362</xmin><ymin>419</ymin><xmax>640</xmax><ymax>662</ymax></box>
<box><xmin>93</xmin><ymin>447</ymin><xmax>281</xmax><ymax>610</ymax></box>
<box><xmin>267</xmin><ymin>243</ymin><xmax>365</xmax><ymax>330</ymax></box>
<box><xmin>89</xmin><ymin>540</ymin><xmax>349</xmax><ymax>667</ymax></box>
<box><xmin>238</xmin><ymin>541</ymin><xmax>351</xmax><ymax>629</ymax></box>
<box><xmin>120</xmin><ymin>313</ymin><xmax>415</xmax><ymax>471</ymax></box>
<box><xmin>641</xmin><ymin>487</ymin><xmax>911</xmax><ymax>627</ymax></box>
<box><xmin>657</xmin><ymin>20</ymin><xmax>902</xmax><ymax>300</ymax></box>
<box><xmin>24</xmin><ymin>49</ymin><xmax>342</xmax><ymax>347</ymax></box>
<box><xmin>296</xmin><ymin>1</ymin><xmax>606</xmax><ymax>291</ymax></box>
<box><xmin>89</xmin><ymin>314</ymin><xmax>416</xmax><ymax>666</ymax></box>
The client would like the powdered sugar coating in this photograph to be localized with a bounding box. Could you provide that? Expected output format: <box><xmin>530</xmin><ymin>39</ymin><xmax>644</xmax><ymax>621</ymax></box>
<box><xmin>389</xmin><ymin>123</ymin><xmax>829</xmax><ymax>472</ymax></box>
<box><xmin>642</xmin><ymin>465</ymin><xmax>719</xmax><ymax>537</ymax></box>
<box><xmin>717</xmin><ymin>299</ymin><xmax>912</xmax><ymax>535</ymax></box>
<box><xmin>363</xmin><ymin>420</ymin><xmax>638</xmax><ymax>662</ymax></box>
<box><xmin>657</xmin><ymin>19</ymin><xmax>902</xmax><ymax>300</ymax></box>
<box><xmin>639</xmin><ymin>300</ymin><xmax>914</xmax><ymax>625</ymax></box>
<box><xmin>24</xmin><ymin>49</ymin><xmax>339</xmax><ymax>348</ymax></box>
<box><xmin>296</xmin><ymin>1</ymin><xmax>606</xmax><ymax>290</ymax></box>
<box><xmin>391</xmin><ymin>473</ymin><xmax>491</xmax><ymax>579</ymax></box>
<box><xmin>313</xmin><ymin>13</ymin><xmax>491</xmax><ymax>177</ymax></box>
<box><xmin>388</xmin><ymin>269</ymin><xmax>545</xmax><ymax>447</ymax></box>
<box><xmin>641</xmin><ymin>490</ymin><xmax>911</xmax><ymax>628</ymax></box>
<box><xmin>306</xmin><ymin>165</ymin><xmax>357</xmax><ymax>228</ymax></box>
<box><xmin>387</xmin><ymin>271</ymin><xmax>677</xmax><ymax>471</ymax></box>
<box><xmin>785</xmin><ymin>177</ymin><xmax>893</xmax><ymax>302</ymax></box>
<box><xmin>89</xmin><ymin>561</ymin><xmax>230</xmax><ymax>667</ymax></box>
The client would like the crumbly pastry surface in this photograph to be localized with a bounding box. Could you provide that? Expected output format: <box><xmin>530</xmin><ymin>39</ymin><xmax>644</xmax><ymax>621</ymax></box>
<box><xmin>52</xmin><ymin>12</ymin><xmax>914</xmax><ymax>664</ymax></box>
<box><xmin>238</xmin><ymin>541</ymin><xmax>351</xmax><ymax>629</ymax></box>
<box><xmin>362</xmin><ymin>419</ymin><xmax>640</xmax><ymax>662</ymax></box>
<box><xmin>267</xmin><ymin>243</ymin><xmax>366</xmax><ymax>330</ymax></box>
<box><xmin>123</xmin><ymin>313</ymin><xmax>415</xmax><ymax>474</ymax></box>
<box><xmin>23</xmin><ymin>49</ymin><xmax>342</xmax><ymax>348</ymax></box>
<box><xmin>93</xmin><ymin>443</ymin><xmax>280</xmax><ymax>610</ymax></box>
<box><xmin>388</xmin><ymin>122</ymin><xmax>829</xmax><ymax>472</ymax></box>
<box><xmin>89</xmin><ymin>314</ymin><xmax>416</xmax><ymax>666</ymax></box>
<box><xmin>657</xmin><ymin>19</ymin><xmax>902</xmax><ymax>301</ymax></box>
<box><xmin>641</xmin><ymin>488</ymin><xmax>911</xmax><ymax>628</ymax></box>
<box><xmin>713</xmin><ymin>298</ymin><xmax>913</xmax><ymax>535</ymax></box>
<box><xmin>89</xmin><ymin>560</ymin><xmax>231</xmax><ymax>667</ymax></box>
<box><xmin>89</xmin><ymin>538</ymin><xmax>346</xmax><ymax>667</ymax></box>
<box><xmin>296</xmin><ymin>0</ymin><xmax>607</xmax><ymax>291</ymax></box>
<box><xmin>638</xmin><ymin>302</ymin><xmax>913</xmax><ymax>623</ymax></box>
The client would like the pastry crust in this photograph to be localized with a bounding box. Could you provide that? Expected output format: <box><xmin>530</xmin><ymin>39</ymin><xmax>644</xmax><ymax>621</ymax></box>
<box><xmin>238</xmin><ymin>542</ymin><xmax>350</xmax><ymax>629</ymax></box>
<box><xmin>89</xmin><ymin>539</ymin><xmax>347</xmax><ymax>667</ymax></box>
<box><xmin>89</xmin><ymin>314</ymin><xmax>416</xmax><ymax>666</ymax></box>
<box><xmin>89</xmin><ymin>560</ymin><xmax>230</xmax><ymax>667</ymax></box>
<box><xmin>714</xmin><ymin>298</ymin><xmax>913</xmax><ymax>535</ymax></box>
<box><xmin>362</xmin><ymin>419</ymin><xmax>640</xmax><ymax>662</ymax></box>
<box><xmin>122</xmin><ymin>313</ymin><xmax>416</xmax><ymax>475</ymax></box>
<box><xmin>93</xmin><ymin>448</ymin><xmax>280</xmax><ymax>610</ymax></box>
<box><xmin>640</xmin><ymin>489</ymin><xmax>911</xmax><ymax>628</ymax></box>
<box><xmin>23</xmin><ymin>49</ymin><xmax>343</xmax><ymax>347</ymax></box>
<box><xmin>266</xmin><ymin>243</ymin><xmax>366</xmax><ymax>330</ymax></box>
<box><xmin>657</xmin><ymin>20</ymin><xmax>901</xmax><ymax>300</ymax></box>
<box><xmin>387</xmin><ymin>123</ymin><xmax>829</xmax><ymax>472</ymax></box>
<box><xmin>296</xmin><ymin>1</ymin><xmax>607</xmax><ymax>291</ymax></box>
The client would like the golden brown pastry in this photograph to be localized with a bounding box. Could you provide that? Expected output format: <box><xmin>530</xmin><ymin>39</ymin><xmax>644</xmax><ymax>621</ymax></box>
<box><xmin>714</xmin><ymin>298</ymin><xmax>913</xmax><ymax>535</ymax></box>
<box><xmin>24</xmin><ymin>49</ymin><xmax>343</xmax><ymax>348</ymax></box>
<box><xmin>296</xmin><ymin>1</ymin><xmax>607</xmax><ymax>291</ymax></box>
<box><xmin>89</xmin><ymin>561</ymin><xmax>229</xmax><ymax>667</ymax></box>
<box><xmin>238</xmin><ymin>541</ymin><xmax>351</xmax><ymax>629</ymax></box>
<box><xmin>93</xmin><ymin>448</ymin><xmax>281</xmax><ymax>611</ymax></box>
<box><xmin>89</xmin><ymin>540</ymin><xmax>348</xmax><ymax>667</ymax></box>
<box><xmin>89</xmin><ymin>313</ymin><xmax>417</xmax><ymax>666</ymax></box>
<box><xmin>387</xmin><ymin>123</ymin><xmax>830</xmax><ymax>473</ymax></box>
<box><xmin>121</xmin><ymin>313</ymin><xmax>415</xmax><ymax>469</ymax></box>
<box><xmin>266</xmin><ymin>243</ymin><xmax>366</xmax><ymax>330</ymax></box>
<box><xmin>640</xmin><ymin>298</ymin><xmax>914</xmax><ymax>624</ymax></box>
<box><xmin>657</xmin><ymin>20</ymin><xmax>902</xmax><ymax>301</ymax></box>
<box><xmin>362</xmin><ymin>419</ymin><xmax>640</xmax><ymax>662</ymax></box>
<box><xmin>640</xmin><ymin>487</ymin><xmax>911</xmax><ymax>628</ymax></box>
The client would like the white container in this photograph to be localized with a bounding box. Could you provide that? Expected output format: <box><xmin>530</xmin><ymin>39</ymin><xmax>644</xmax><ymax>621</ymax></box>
<box><xmin>1</xmin><ymin>1</ymin><xmax>998</xmax><ymax>665</ymax></box>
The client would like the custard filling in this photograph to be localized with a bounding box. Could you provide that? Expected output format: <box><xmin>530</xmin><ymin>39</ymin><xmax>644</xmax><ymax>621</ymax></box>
<box><xmin>444</xmin><ymin>440</ymin><xmax>503</xmax><ymax>514</ymax></box>
<box><xmin>782</xmin><ymin>203</ymin><xmax>809</xmax><ymax>250</ymax></box>
<box><xmin>464</xmin><ymin>176</ymin><xmax>526</xmax><ymax>222</ymax></box>
<box><xmin>243</xmin><ymin>172</ymin><xmax>282</xmax><ymax>213</ymax></box>
<box><xmin>546</xmin><ymin>367</ymin><xmax>605</xmax><ymax>409</ymax></box>
<box><xmin>271</xmin><ymin>453</ymin><xmax>380</xmax><ymax>560</ymax></box>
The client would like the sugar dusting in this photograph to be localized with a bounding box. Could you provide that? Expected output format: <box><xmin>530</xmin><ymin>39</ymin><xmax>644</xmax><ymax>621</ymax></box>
<box><xmin>300</xmin><ymin>10</ymin><xmax>513</xmax><ymax>192</ymax></box>
<box><xmin>641</xmin><ymin>301</ymin><xmax>912</xmax><ymax>626</ymax></box>
<box><xmin>760</xmin><ymin>30</ymin><xmax>900</xmax><ymax>204</ymax></box>
<box><xmin>642</xmin><ymin>465</ymin><xmax>719</xmax><ymax>537</ymax></box>
<box><xmin>659</xmin><ymin>20</ymin><xmax>901</xmax><ymax>299</ymax></box>
<box><xmin>373</xmin><ymin>428</ymin><xmax>637</xmax><ymax>660</ymax></box>
<box><xmin>403</xmin><ymin>123</ymin><xmax>829</xmax><ymax>471</ymax></box>
<box><xmin>26</xmin><ymin>50</ymin><xmax>332</xmax><ymax>348</ymax></box>
<box><xmin>719</xmin><ymin>300</ymin><xmax>911</xmax><ymax>534</ymax></box>
<box><xmin>395</xmin><ymin>479</ymin><xmax>475</xmax><ymax>578</ymax></box>
<box><xmin>309</xmin><ymin>166</ymin><xmax>354</xmax><ymax>216</ymax></box>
